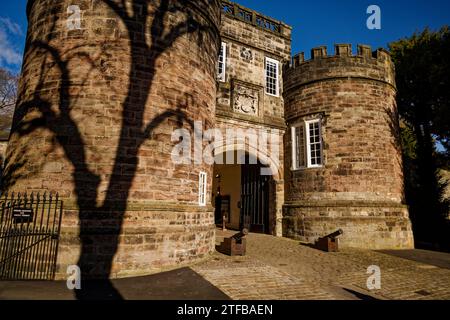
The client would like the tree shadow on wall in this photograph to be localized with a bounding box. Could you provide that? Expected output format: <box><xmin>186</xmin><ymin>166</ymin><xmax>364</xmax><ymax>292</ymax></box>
<box><xmin>3</xmin><ymin>0</ymin><xmax>218</xmax><ymax>300</ymax></box>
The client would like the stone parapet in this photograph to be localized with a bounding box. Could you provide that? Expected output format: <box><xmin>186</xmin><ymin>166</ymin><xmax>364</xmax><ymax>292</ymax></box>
<box><xmin>283</xmin><ymin>44</ymin><xmax>414</xmax><ymax>249</ymax></box>
<box><xmin>285</xmin><ymin>44</ymin><xmax>396</xmax><ymax>92</ymax></box>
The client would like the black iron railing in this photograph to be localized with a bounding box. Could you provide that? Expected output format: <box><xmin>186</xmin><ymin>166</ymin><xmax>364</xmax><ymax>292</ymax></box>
<box><xmin>0</xmin><ymin>192</ymin><xmax>63</xmax><ymax>280</ymax></box>
<box><xmin>221</xmin><ymin>0</ymin><xmax>283</xmax><ymax>35</ymax></box>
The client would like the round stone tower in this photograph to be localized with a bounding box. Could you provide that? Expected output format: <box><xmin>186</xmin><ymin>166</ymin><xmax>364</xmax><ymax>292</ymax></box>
<box><xmin>283</xmin><ymin>44</ymin><xmax>414</xmax><ymax>249</ymax></box>
<box><xmin>4</xmin><ymin>0</ymin><xmax>221</xmax><ymax>278</ymax></box>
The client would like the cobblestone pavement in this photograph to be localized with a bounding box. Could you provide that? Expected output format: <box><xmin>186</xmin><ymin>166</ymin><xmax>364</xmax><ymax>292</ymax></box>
<box><xmin>0</xmin><ymin>267</ymin><xmax>230</xmax><ymax>300</ymax></box>
<box><xmin>192</xmin><ymin>255</ymin><xmax>338</xmax><ymax>300</ymax></box>
<box><xmin>1</xmin><ymin>230</ymin><xmax>449</xmax><ymax>300</ymax></box>
<box><xmin>192</xmin><ymin>230</ymin><xmax>450</xmax><ymax>300</ymax></box>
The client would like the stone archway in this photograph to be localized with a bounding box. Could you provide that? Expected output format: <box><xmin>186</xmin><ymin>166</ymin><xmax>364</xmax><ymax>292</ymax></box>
<box><xmin>213</xmin><ymin>141</ymin><xmax>283</xmax><ymax>181</ymax></box>
<box><xmin>211</xmin><ymin>142</ymin><xmax>284</xmax><ymax>237</ymax></box>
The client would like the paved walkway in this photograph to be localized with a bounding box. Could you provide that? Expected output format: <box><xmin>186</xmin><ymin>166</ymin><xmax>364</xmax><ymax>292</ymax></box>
<box><xmin>1</xmin><ymin>230</ymin><xmax>450</xmax><ymax>300</ymax></box>
<box><xmin>0</xmin><ymin>267</ymin><xmax>229</xmax><ymax>300</ymax></box>
<box><xmin>191</xmin><ymin>230</ymin><xmax>450</xmax><ymax>300</ymax></box>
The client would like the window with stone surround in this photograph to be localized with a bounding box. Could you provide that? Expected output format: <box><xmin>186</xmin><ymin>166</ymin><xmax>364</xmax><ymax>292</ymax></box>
<box><xmin>265</xmin><ymin>57</ymin><xmax>279</xmax><ymax>96</ymax></box>
<box><xmin>199</xmin><ymin>172</ymin><xmax>207</xmax><ymax>206</ymax></box>
<box><xmin>217</xmin><ymin>42</ymin><xmax>227</xmax><ymax>82</ymax></box>
<box><xmin>292</xmin><ymin>119</ymin><xmax>323</xmax><ymax>169</ymax></box>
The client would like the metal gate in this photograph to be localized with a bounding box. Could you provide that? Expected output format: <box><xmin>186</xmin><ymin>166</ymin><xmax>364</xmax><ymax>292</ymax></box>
<box><xmin>0</xmin><ymin>192</ymin><xmax>63</xmax><ymax>280</ymax></box>
<box><xmin>240</xmin><ymin>162</ymin><xmax>270</xmax><ymax>234</ymax></box>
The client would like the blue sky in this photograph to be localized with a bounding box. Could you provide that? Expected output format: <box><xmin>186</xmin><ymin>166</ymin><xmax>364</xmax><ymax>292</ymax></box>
<box><xmin>237</xmin><ymin>0</ymin><xmax>450</xmax><ymax>56</ymax></box>
<box><xmin>0</xmin><ymin>0</ymin><xmax>450</xmax><ymax>73</ymax></box>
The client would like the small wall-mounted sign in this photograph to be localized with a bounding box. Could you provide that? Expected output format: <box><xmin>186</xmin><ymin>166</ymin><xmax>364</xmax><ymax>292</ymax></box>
<box><xmin>12</xmin><ymin>207</ymin><xmax>34</xmax><ymax>224</ymax></box>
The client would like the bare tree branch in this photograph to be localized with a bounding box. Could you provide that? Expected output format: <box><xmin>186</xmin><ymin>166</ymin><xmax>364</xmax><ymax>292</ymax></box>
<box><xmin>0</xmin><ymin>69</ymin><xmax>18</xmax><ymax>112</ymax></box>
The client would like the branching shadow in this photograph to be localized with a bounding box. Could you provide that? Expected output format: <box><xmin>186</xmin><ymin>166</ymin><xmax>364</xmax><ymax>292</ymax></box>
<box><xmin>3</xmin><ymin>0</ymin><xmax>219</xmax><ymax>299</ymax></box>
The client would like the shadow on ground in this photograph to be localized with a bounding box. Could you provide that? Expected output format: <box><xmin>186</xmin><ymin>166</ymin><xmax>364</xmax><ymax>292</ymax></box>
<box><xmin>377</xmin><ymin>249</ymin><xmax>450</xmax><ymax>270</ymax></box>
<box><xmin>0</xmin><ymin>267</ymin><xmax>230</xmax><ymax>300</ymax></box>
<box><xmin>341</xmin><ymin>288</ymin><xmax>380</xmax><ymax>301</ymax></box>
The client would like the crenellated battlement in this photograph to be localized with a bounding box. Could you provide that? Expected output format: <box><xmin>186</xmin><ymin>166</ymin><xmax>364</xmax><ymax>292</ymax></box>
<box><xmin>289</xmin><ymin>44</ymin><xmax>391</xmax><ymax>67</ymax></box>
<box><xmin>284</xmin><ymin>44</ymin><xmax>396</xmax><ymax>91</ymax></box>
<box><xmin>283</xmin><ymin>43</ymin><xmax>413</xmax><ymax>250</ymax></box>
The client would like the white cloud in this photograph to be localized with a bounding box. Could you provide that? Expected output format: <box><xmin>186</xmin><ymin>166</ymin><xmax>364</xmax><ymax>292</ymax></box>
<box><xmin>0</xmin><ymin>17</ymin><xmax>23</xmax><ymax>36</ymax></box>
<box><xmin>0</xmin><ymin>17</ymin><xmax>23</xmax><ymax>68</ymax></box>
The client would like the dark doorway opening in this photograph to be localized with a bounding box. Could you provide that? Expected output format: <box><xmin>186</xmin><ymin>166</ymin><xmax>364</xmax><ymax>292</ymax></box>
<box><xmin>212</xmin><ymin>152</ymin><xmax>272</xmax><ymax>235</ymax></box>
<box><xmin>214</xmin><ymin>195</ymin><xmax>230</xmax><ymax>226</ymax></box>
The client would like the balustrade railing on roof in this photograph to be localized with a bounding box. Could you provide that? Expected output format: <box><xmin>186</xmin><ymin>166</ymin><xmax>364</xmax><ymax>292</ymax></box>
<box><xmin>221</xmin><ymin>0</ymin><xmax>283</xmax><ymax>35</ymax></box>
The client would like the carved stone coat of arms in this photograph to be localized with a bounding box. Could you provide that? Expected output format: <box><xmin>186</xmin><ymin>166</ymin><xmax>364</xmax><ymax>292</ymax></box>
<box><xmin>233</xmin><ymin>84</ymin><xmax>259</xmax><ymax>116</ymax></box>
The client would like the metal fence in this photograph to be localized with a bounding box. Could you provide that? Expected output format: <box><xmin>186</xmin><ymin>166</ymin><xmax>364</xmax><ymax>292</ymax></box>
<box><xmin>221</xmin><ymin>0</ymin><xmax>283</xmax><ymax>34</ymax></box>
<box><xmin>0</xmin><ymin>192</ymin><xmax>63</xmax><ymax>280</ymax></box>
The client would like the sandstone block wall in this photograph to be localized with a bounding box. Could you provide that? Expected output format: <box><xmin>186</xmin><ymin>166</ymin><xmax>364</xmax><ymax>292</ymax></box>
<box><xmin>218</xmin><ymin>1</ymin><xmax>291</xmax><ymax>122</ymax></box>
<box><xmin>5</xmin><ymin>0</ymin><xmax>221</xmax><ymax>278</ymax></box>
<box><xmin>214</xmin><ymin>1</ymin><xmax>292</xmax><ymax>235</ymax></box>
<box><xmin>2</xmin><ymin>0</ymin><xmax>416</xmax><ymax>280</ymax></box>
<box><xmin>0</xmin><ymin>141</ymin><xmax>7</xmax><ymax>165</ymax></box>
<box><xmin>283</xmin><ymin>44</ymin><xmax>414</xmax><ymax>249</ymax></box>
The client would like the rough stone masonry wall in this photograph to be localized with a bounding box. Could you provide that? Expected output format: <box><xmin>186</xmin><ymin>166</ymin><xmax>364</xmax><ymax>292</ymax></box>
<box><xmin>283</xmin><ymin>44</ymin><xmax>414</xmax><ymax>249</ymax></box>
<box><xmin>4</xmin><ymin>0</ymin><xmax>221</xmax><ymax>278</ymax></box>
<box><xmin>218</xmin><ymin>6</ymin><xmax>291</xmax><ymax>120</ymax></box>
<box><xmin>215</xmin><ymin>3</ymin><xmax>292</xmax><ymax>235</ymax></box>
<box><xmin>0</xmin><ymin>141</ymin><xmax>8</xmax><ymax>164</ymax></box>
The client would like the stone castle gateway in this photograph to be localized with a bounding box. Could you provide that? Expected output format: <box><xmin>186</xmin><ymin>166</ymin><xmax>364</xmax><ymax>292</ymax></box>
<box><xmin>2</xmin><ymin>0</ymin><xmax>413</xmax><ymax>279</ymax></box>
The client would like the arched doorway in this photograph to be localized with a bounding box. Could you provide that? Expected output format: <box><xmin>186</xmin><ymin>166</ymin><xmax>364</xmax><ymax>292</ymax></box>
<box><xmin>212</xmin><ymin>151</ymin><xmax>275</xmax><ymax>234</ymax></box>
